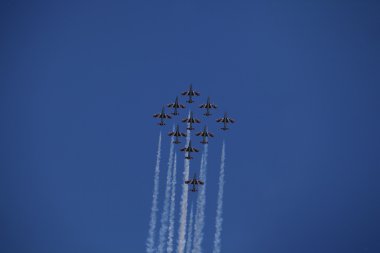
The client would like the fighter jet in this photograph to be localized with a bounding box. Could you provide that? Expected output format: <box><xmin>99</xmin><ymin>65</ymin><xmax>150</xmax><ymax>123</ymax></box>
<box><xmin>199</xmin><ymin>96</ymin><xmax>217</xmax><ymax>116</ymax></box>
<box><xmin>153</xmin><ymin>106</ymin><xmax>172</xmax><ymax>126</ymax></box>
<box><xmin>196</xmin><ymin>125</ymin><xmax>214</xmax><ymax>144</ymax></box>
<box><xmin>181</xmin><ymin>84</ymin><xmax>200</xmax><ymax>103</ymax></box>
<box><xmin>185</xmin><ymin>173</ymin><xmax>204</xmax><ymax>192</ymax></box>
<box><xmin>168</xmin><ymin>124</ymin><xmax>187</xmax><ymax>144</ymax></box>
<box><xmin>216</xmin><ymin>112</ymin><xmax>235</xmax><ymax>130</ymax></box>
<box><xmin>167</xmin><ymin>96</ymin><xmax>185</xmax><ymax>115</ymax></box>
<box><xmin>182</xmin><ymin>111</ymin><xmax>201</xmax><ymax>130</ymax></box>
<box><xmin>180</xmin><ymin>140</ymin><xmax>199</xmax><ymax>159</ymax></box>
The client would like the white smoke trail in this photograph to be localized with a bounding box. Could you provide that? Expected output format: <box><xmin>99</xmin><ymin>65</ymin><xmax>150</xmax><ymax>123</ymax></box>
<box><xmin>177</xmin><ymin>123</ymin><xmax>191</xmax><ymax>253</ymax></box>
<box><xmin>146</xmin><ymin>132</ymin><xmax>162</xmax><ymax>253</ymax></box>
<box><xmin>166</xmin><ymin>153</ymin><xmax>177</xmax><ymax>253</ymax></box>
<box><xmin>157</xmin><ymin>132</ymin><xmax>175</xmax><ymax>253</ymax></box>
<box><xmin>185</xmin><ymin>204</ymin><xmax>195</xmax><ymax>253</ymax></box>
<box><xmin>192</xmin><ymin>144</ymin><xmax>208</xmax><ymax>253</ymax></box>
<box><xmin>212</xmin><ymin>141</ymin><xmax>225</xmax><ymax>253</ymax></box>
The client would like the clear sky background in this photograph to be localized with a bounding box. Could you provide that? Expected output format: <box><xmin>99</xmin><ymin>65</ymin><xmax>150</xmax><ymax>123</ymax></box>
<box><xmin>1</xmin><ymin>1</ymin><xmax>379</xmax><ymax>253</ymax></box>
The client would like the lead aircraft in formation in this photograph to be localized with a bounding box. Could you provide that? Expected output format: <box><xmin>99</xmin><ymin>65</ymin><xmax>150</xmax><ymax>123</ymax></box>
<box><xmin>153</xmin><ymin>84</ymin><xmax>235</xmax><ymax>192</ymax></box>
<box><xmin>181</xmin><ymin>84</ymin><xmax>200</xmax><ymax>103</ymax></box>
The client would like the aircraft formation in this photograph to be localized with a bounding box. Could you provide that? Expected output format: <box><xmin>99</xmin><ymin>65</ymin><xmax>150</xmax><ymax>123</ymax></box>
<box><xmin>153</xmin><ymin>84</ymin><xmax>235</xmax><ymax>192</ymax></box>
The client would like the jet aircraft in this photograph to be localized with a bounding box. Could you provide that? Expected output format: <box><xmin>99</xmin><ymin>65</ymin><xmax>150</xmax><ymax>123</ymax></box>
<box><xmin>181</xmin><ymin>84</ymin><xmax>200</xmax><ymax>103</ymax></box>
<box><xmin>153</xmin><ymin>106</ymin><xmax>172</xmax><ymax>125</ymax></box>
<box><xmin>167</xmin><ymin>96</ymin><xmax>185</xmax><ymax>115</ymax></box>
<box><xmin>180</xmin><ymin>140</ymin><xmax>199</xmax><ymax>159</ymax></box>
<box><xmin>168</xmin><ymin>124</ymin><xmax>187</xmax><ymax>144</ymax></box>
<box><xmin>196</xmin><ymin>125</ymin><xmax>214</xmax><ymax>144</ymax></box>
<box><xmin>185</xmin><ymin>173</ymin><xmax>204</xmax><ymax>192</ymax></box>
<box><xmin>199</xmin><ymin>97</ymin><xmax>217</xmax><ymax>116</ymax></box>
<box><xmin>182</xmin><ymin>111</ymin><xmax>201</xmax><ymax>130</ymax></box>
<box><xmin>216</xmin><ymin>112</ymin><xmax>235</xmax><ymax>130</ymax></box>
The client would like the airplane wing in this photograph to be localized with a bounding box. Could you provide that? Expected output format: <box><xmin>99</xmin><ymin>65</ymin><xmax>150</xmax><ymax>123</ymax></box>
<box><xmin>168</xmin><ymin>132</ymin><xmax>175</xmax><ymax>136</ymax></box>
<box><xmin>194</xmin><ymin>91</ymin><xmax>200</xmax><ymax>96</ymax></box>
<box><xmin>180</xmin><ymin>147</ymin><xmax>187</xmax><ymax>152</ymax></box>
<box><xmin>179</xmin><ymin>104</ymin><xmax>186</xmax><ymax>108</ymax></box>
<box><xmin>199</xmin><ymin>104</ymin><xmax>206</xmax><ymax>108</ymax></box>
<box><xmin>181</xmin><ymin>91</ymin><xmax>189</xmax><ymax>96</ymax></box>
<box><xmin>216</xmin><ymin>118</ymin><xmax>223</xmax><ymax>122</ymax></box>
<box><xmin>197</xmin><ymin>180</ymin><xmax>204</xmax><ymax>185</ymax></box>
<box><xmin>194</xmin><ymin>119</ymin><xmax>201</xmax><ymax>123</ymax></box>
<box><xmin>167</xmin><ymin>103</ymin><xmax>175</xmax><ymax>108</ymax></box>
<box><xmin>211</xmin><ymin>104</ymin><xmax>217</xmax><ymax>108</ymax></box>
<box><xmin>185</xmin><ymin>180</ymin><xmax>191</xmax><ymax>184</ymax></box>
<box><xmin>182</xmin><ymin>118</ymin><xmax>189</xmax><ymax>123</ymax></box>
<box><xmin>153</xmin><ymin>114</ymin><xmax>160</xmax><ymax>118</ymax></box>
<box><xmin>228</xmin><ymin>118</ymin><xmax>235</xmax><ymax>123</ymax></box>
<box><xmin>193</xmin><ymin>148</ymin><xmax>199</xmax><ymax>152</ymax></box>
<box><xmin>195</xmin><ymin>132</ymin><xmax>202</xmax><ymax>136</ymax></box>
<box><xmin>208</xmin><ymin>132</ymin><xmax>215</xmax><ymax>137</ymax></box>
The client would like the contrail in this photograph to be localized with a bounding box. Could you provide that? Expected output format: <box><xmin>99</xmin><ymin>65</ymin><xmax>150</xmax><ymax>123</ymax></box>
<box><xmin>212</xmin><ymin>141</ymin><xmax>225</xmax><ymax>253</ymax></box>
<box><xmin>146</xmin><ymin>132</ymin><xmax>162</xmax><ymax>253</ymax></box>
<box><xmin>157</xmin><ymin>132</ymin><xmax>175</xmax><ymax>253</ymax></box>
<box><xmin>192</xmin><ymin>144</ymin><xmax>208</xmax><ymax>253</ymax></box>
<box><xmin>166</xmin><ymin>153</ymin><xmax>177</xmax><ymax>253</ymax></box>
<box><xmin>185</xmin><ymin>204</ymin><xmax>195</xmax><ymax>253</ymax></box>
<box><xmin>177</xmin><ymin>124</ymin><xmax>191</xmax><ymax>253</ymax></box>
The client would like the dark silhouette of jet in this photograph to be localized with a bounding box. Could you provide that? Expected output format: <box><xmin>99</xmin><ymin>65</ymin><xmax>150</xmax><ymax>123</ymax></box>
<box><xmin>216</xmin><ymin>112</ymin><xmax>235</xmax><ymax>130</ymax></box>
<box><xmin>167</xmin><ymin>96</ymin><xmax>185</xmax><ymax>115</ymax></box>
<box><xmin>199</xmin><ymin>96</ymin><xmax>217</xmax><ymax>116</ymax></box>
<box><xmin>168</xmin><ymin>124</ymin><xmax>187</xmax><ymax>144</ymax></box>
<box><xmin>182</xmin><ymin>111</ymin><xmax>201</xmax><ymax>130</ymax></box>
<box><xmin>180</xmin><ymin>140</ymin><xmax>199</xmax><ymax>159</ymax></box>
<box><xmin>181</xmin><ymin>84</ymin><xmax>200</xmax><ymax>103</ymax></box>
<box><xmin>196</xmin><ymin>125</ymin><xmax>214</xmax><ymax>144</ymax></box>
<box><xmin>185</xmin><ymin>173</ymin><xmax>204</xmax><ymax>192</ymax></box>
<box><xmin>153</xmin><ymin>106</ymin><xmax>172</xmax><ymax>125</ymax></box>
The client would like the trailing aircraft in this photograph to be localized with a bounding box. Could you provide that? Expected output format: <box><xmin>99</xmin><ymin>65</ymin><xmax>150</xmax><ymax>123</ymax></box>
<box><xmin>153</xmin><ymin>106</ymin><xmax>172</xmax><ymax>125</ymax></box>
<box><xmin>180</xmin><ymin>140</ymin><xmax>199</xmax><ymax>159</ymax></box>
<box><xmin>199</xmin><ymin>96</ymin><xmax>217</xmax><ymax>116</ymax></box>
<box><xmin>196</xmin><ymin>125</ymin><xmax>214</xmax><ymax>144</ymax></box>
<box><xmin>167</xmin><ymin>96</ymin><xmax>185</xmax><ymax>115</ymax></box>
<box><xmin>182</xmin><ymin>111</ymin><xmax>201</xmax><ymax>130</ymax></box>
<box><xmin>185</xmin><ymin>173</ymin><xmax>204</xmax><ymax>192</ymax></box>
<box><xmin>216</xmin><ymin>112</ymin><xmax>235</xmax><ymax>130</ymax></box>
<box><xmin>168</xmin><ymin>124</ymin><xmax>187</xmax><ymax>144</ymax></box>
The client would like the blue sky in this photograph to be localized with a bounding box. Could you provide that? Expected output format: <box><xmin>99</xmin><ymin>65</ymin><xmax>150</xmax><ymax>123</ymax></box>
<box><xmin>1</xmin><ymin>0</ymin><xmax>379</xmax><ymax>252</ymax></box>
